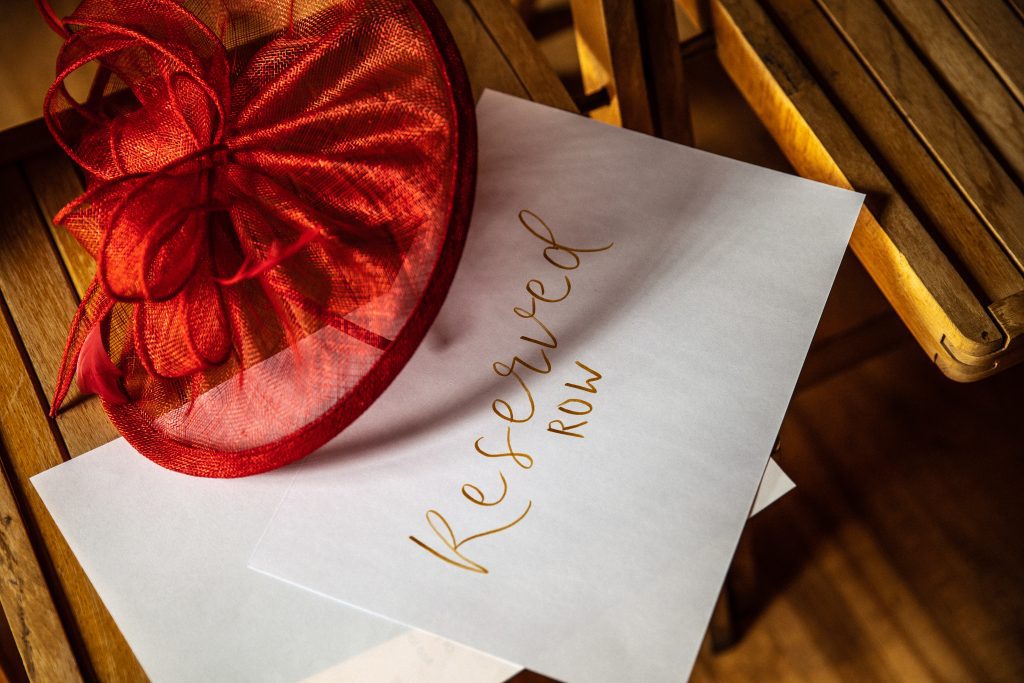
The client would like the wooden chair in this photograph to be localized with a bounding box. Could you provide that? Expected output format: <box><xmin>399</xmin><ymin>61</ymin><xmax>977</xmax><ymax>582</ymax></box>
<box><xmin>0</xmin><ymin>2</ymin><xmax>572</xmax><ymax>680</ymax></box>
<box><xmin>570</xmin><ymin>0</ymin><xmax>1024</xmax><ymax>382</ymax></box>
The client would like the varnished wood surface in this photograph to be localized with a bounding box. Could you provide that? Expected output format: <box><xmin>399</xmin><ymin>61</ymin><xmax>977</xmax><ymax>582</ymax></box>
<box><xmin>0</xmin><ymin>1</ymin><xmax>572</xmax><ymax>680</ymax></box>
<box><xmin>708</xmin><ymin>0</ymin><xmax>1024</xmax><ymax>381</ymax></box>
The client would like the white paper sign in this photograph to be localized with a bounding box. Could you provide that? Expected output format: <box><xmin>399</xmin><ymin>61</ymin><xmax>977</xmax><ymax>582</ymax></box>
<box><xmin>249</xmin><ymin>91</ymin><xmax>862</xmax><ymax>682</ymax></box>
<box><xmin>30</xmin><ymin>437</ymin><xmax>789</xmax><ymax>682</ymax></box>
<box><xmin>31</xmin><ymin>439</ymin><xmax>518</xmax><ymax>682</ymax></box>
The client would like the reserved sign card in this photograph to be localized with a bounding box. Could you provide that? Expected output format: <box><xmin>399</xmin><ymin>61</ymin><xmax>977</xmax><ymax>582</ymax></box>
<box><xmin>249</xmin><ymin>91</ymin><xmax>863</xmax><ymax>681</ymax></box>
<box><xmin>29</xmin><ymin>436</ymin><xmax>786</xmax><ymax>681</ymax></box>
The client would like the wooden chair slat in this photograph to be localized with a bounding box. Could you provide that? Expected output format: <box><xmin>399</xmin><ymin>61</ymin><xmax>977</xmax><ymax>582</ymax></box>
<box><xmin>0</xmin><ymin>164</ymin><xmax>118</xmax><ymax>457</ymax></box>
<box><xmin>711</xmin><ymin>0</ymin><xmax>1009</xmax><ymax>380</ymax></box>
<box><xmin>817</xmin><ymin>0</ymin><xmax>1024</xmax><ymax>274</ymax></box>
<box><xmin>435</xmin><ymin>0</ymin><xmax>534</xmax><ymax>101</ymax></box>
<box><xmin>880</xmin><ymin>0</ymin><xmax>1024</xmax><ymax>182</ymax></box>
<box><xmin>0</xmin><ymin>445</ymin><xmax>82</xmax><ymax>682</ymax></box>
<box><xmin>0</xmin><ymin>165</ymin><xmax>147</xmax><ymax>680</ymax></box>
<box><xmin>941</xmin><ymin>0</ymin><xmax>1024</xmax><ymax>106</ymax></box>
<box><xmin>764</xmin><ymin>0</ymin><xmax>1024</xmax><ymax>303</ymax></box>
<box><xmin>23</xmin><ymin>151</ymin><xmax>93</xmax><ymax>299</ymax></box>
<box><xmin>465</xmin><ymin>0</ymin><xmax>578</xmax><ymax>112</ymax></box>
<box><xmin>571</xmin><ymin>0</ymin><xmax>657</xmax><ymax>131</ymax></box>
<box><xmin>635</xmin><ymin>0</ymin><xmax>695</xmax><ymax>145</ymax></box>
<box><xmin>0</xmin><ymin>164</ymin><xmax>80</xmax><ymax>401</ymax></box>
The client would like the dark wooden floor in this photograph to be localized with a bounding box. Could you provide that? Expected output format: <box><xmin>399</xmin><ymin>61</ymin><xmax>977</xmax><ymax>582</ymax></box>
<box><xmin>690</xmin><ymin>258</ymin><xmax>1024</xmax><ymax>682</ymax></box>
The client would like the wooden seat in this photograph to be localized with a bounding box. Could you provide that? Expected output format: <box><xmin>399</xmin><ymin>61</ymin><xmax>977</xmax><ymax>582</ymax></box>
<box><xmin>570</xmin><ymin>0</ymin><xmax>1024</xmax><ymax>382</ymax></box>
<box><xmin>0</xmin><ymin>2</ymin><xmax>571</xmax><ymax>679</ymax></box>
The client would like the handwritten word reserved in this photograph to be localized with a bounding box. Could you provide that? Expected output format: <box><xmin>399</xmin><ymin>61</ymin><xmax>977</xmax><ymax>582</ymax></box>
<box><xmin>409</xmin><ymin>210</ymin><xmax>612</xmax><ymax>574</ymax></box>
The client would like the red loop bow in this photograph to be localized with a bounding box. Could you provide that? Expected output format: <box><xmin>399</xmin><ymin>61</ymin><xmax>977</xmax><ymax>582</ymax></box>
<box><xmin>43</xmin><ymin>0</ymin><xmax>476</xmax><ymax>477</ymax></box>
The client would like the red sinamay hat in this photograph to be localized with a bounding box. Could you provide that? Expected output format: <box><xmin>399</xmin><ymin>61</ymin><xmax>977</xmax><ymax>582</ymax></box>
<box><xmin>40</xmin><ymin>0</ymin><xmax>476</xmax><ymax>477</ymax></box>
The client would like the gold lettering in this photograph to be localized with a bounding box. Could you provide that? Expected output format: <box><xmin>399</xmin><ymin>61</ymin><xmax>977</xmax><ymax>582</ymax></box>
<box><xmin>565</xmin><ymin>360</ymin><xmax>602</xmax><ymax>394</ymax></box>
<box><xmin>494</xmin><ymin>351</ymin><xmax>551</xmax><ymax>376</ymax></box>
<box><xmin>491</xmin><ymin>363</ymin><xmax>536</xmax><ymax>423</ymax></box>
<box><xmin>513</xmin><ymin>306</ymin><xmax>558</xmax><ymax>350</ymax></box>
<box><xmin>475</xmin><ymin>427</ymin><xmax>534</xmax><ymax>469</ymax></box>
<box><xmin>462</xmin><ymin>471</ymin><xmax>509</xmax><ymax>507</ymax></box>
<box><xmin>409</xmin><ymin>502</ymin><xmax>533</xmax><ymax>574</ymax></box>
<box><xmin>526</xmin><ymin>276</ymin><xmax>571</xmax><ymax>303</ymax></box>
<box><xmin>548</xmin><ymin>419</ymin><xmax>587</xmax><ymax>438</ymax></box>
<box><xmin>558</xmin><ymin>398</ymin><xmax>593</xmax><ymax>416</ymax></box>
<box><xmin>518</xmin><ymin>210</ymin><xmax>613</xmax><ymax>270</ymax></box>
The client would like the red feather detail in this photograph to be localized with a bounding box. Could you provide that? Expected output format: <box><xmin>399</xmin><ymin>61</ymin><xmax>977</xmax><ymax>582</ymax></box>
<box><xmin>76</xmin><ymin>325</ymin><xmax>128</xmax><ymax>405</ymax></box>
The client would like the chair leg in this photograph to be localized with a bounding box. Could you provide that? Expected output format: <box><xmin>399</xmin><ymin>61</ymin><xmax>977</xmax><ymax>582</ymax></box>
<box><xmin>635</xmin><ymin>0</ymin><xmax>694</xmax><ymax>145</ymax></box>
<box><xmin>569</xmin><ymin>0</ymin><xmax>694</xmax><ymax>145</ymax></box>
<box><xmin>709</xmin><ymin>526</ymin><xmax>757</xmax><ymax>650</ymax></box>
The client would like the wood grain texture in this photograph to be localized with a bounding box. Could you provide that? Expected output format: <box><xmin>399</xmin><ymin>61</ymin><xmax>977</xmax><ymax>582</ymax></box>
<box><xmin>764</xmin><ymin>0</ymin><xmax>1022</xmax><ymax>302</ymax></box>
<box><xmin>570</xmin><ymin>0</ymin><xmax>694</xmax><ymax>143</ymax></box>
<box><xmin>22</xmin><ymin>153</ymin><xmax>93</xmax><ymax>299</ymax></box>
<box><xmin>711</xmin><ymin>0</ymin><xmax>1024</xmax><ymax>380</ymax></box>
<box><xmin>0</xmin><ymin>163</ymin><xmax>146</xmax><ymax>680</ymax></box>
<box><xmin>0</xmin><ymin>163</ymin><xmax>118</xmax><ymax>457</ymax></box>
<box><xmin>940</xmin><ymin>0</ymin><xmax>1024</xmax><ymax>105</ymax></box>
<box><xmin>436</xmin><ymin>0</ymin><xmax>531</xmax><ymax>100</ymax></box>
<box><xmin>570</xmin><ymin>0</ymin><xmax>655</xmax><ymax>130</ymax></box>
<box><xmin>879</xmin><ymin>0</ymin><xmax>1024</xmax><ymax>182</ymax></box>
<box><xmin>0</xmin><ymin>454</ymin><xmax>81</xmax><ymax>682</ymax></box>
<box><xmin>465</xmin><ymin>0</ymin><xmax>578</xmax><ymax>111</ymax></box>
<box><xmin>636</xmin><ymin>0</ymin><xmax>695</xmax><ymax>145</ymax></box>
<box><xmin>815</xmin><ymin>0</ymin><xmax>1024</xmax><ymax>273</ymax></box>
<box><xmin>692</xmin><ymin>251</ymin><xmax>1024</xmax><ymax>679</ymax></box>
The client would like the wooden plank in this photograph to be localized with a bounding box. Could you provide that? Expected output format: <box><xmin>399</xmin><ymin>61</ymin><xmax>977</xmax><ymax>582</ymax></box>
<box><xmin>816</xmin><ymin>0</ymin><xmax>1024</xmax><ymax>273</ymax></box>
<box><xmin>677</xmin><ymin>0</ymin><xmax>713</xmax><ymax>31</ymax></box>
<box><xmin>0</xmin><ymin>164</ymin><xmax>78</xmax><ymax>400</ymax></box>
<box><xmin>0</xmin><ymin>120</ymin><xmax>56</xmax><ymax>167</ymax></box>
<box><xmin>880</xmin><ymin>0</ymin><xmax>1024</xmax><ymax>182</ymax></box>
<box><xmin>0</xmin><ymin>300</ymin><xmax>145</xmax><ymax>682</ymax></box>
<box><xmin>22</xmin><ymin>151</ymin><xmax>94</xmax><ymax>299</ymax></box>
<box><xmin>570</xmin><ymin>0</ymin><xmax>656</xmax><ymax>130</ymax></box>
<box><xmin>711</xmin><ymin>0</ymin><xmax>1006</xmax><ymax>380</ymax></box>
<box><xmin>0</xmin><ymin>451</ymin><xmax>81</xmax><ymax>682</ymax></box>
<box><xmin>0</xmin><ymin>164</ymin><xmax>117</xmax><ymax>457</ymax></box>
<box><xmin>636</xmin><ymin>0</ymin><xmax>695</xmax><ymax>145</ymax></box>
<box><xmin>782</xmin><ymin>340</ymin><xmax>1024</xmax><ymax>680</ymax></box>
<box><xmin>940</xmin><ymin>0</ymin><xmax>1024</xmax><ymax>106</ymax></box>
<box><xmin>764</xmin><ymin>0</ymin><xmax>1024</xmax><ymax>303</ymax></box>
<box><xmin>0</xmin><ymin>164</ymin><xmax>145</xmax><ymax>680</ymax></box>
<box><xmin>434</xmin><ymin>0</ymin><xmax>534</xmax><ymax>101</ymax></box>
<box><xmin>466</xmin><ymin>0</ymin><xmax>578</xmax><ymax>112</ymax></box>
<box><xmin>570</xmin><ymin>0</ymin><xmax>625</xmax><ymax>126</ymax></box>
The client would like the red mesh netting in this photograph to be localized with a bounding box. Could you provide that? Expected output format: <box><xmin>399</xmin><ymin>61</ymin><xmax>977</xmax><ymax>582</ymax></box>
<box><xmin>41</xmin><ymin>0</ymin><xmax>476</xmax><ymax>477</ymax></box>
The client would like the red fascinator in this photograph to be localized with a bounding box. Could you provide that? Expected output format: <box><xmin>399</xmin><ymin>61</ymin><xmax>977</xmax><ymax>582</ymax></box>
<box><xmin>40</xmin><ymin>0</ymin><xmax>476</xmax><ymax>476</ymax></box>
